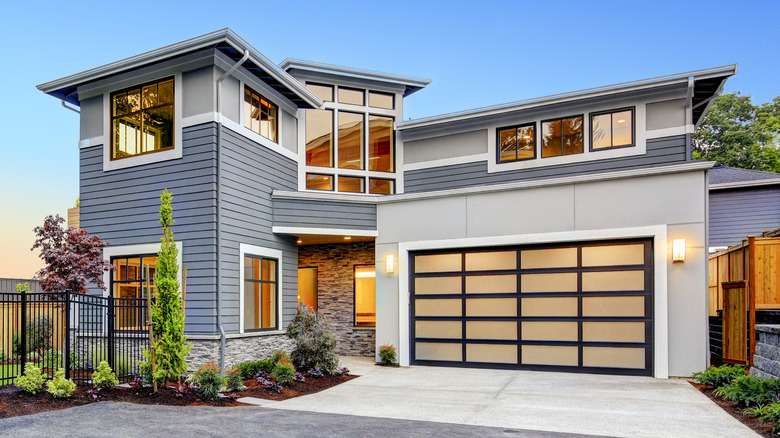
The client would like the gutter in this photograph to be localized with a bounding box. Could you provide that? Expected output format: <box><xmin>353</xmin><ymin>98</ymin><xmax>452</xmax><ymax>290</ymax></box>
<box><xmin>215</xmin><ymin>48</ymin><xmax>250</xmax><ymax>368</ymax></box>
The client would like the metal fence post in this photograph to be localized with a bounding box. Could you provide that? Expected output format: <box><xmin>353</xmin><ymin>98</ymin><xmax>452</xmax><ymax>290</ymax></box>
<box><xmin>20</xmin><ymin>291</ymin><xmax>27</xmax><ymax>369</ymax></box>
<box><xmin>64</xmin><ymin>292</ymin><xmax>71</xmax><ymax>379</ymax></box>
<box><xmin>108</xmin><ymin>294</ymin><xmax>115</xmax><ymax>373</ymax></box>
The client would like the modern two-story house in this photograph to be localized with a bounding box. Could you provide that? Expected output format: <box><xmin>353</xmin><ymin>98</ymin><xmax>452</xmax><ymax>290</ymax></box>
<box><xmin>37</xmin><ymin>29</ymin><xmax>735</xmax><ymax>378</ymax></box>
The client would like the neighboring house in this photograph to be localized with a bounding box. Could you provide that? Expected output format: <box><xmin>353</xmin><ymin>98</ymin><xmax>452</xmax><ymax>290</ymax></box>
<box><xmin>37</xmin><ymin>29</ymin><xmax>736</xmax><ymax>378</ymax></box>
<box><xmin>708</xmin><ymin>165</ymin><xmax>780</xmax><ymax>251</ymax></box>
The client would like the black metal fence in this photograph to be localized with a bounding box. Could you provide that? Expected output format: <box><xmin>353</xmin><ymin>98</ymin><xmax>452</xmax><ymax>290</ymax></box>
<box><xmin>0</xmin><ymin>292</ymin><xmax>149</xmax><ymax>385</ymax></box>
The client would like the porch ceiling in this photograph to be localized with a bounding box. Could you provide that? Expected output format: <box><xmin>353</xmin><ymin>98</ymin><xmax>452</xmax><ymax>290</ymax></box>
<box><xmin>294</xmin><ymin>234</ymin><xmax>375</xmax><ymax>246</ymax></box>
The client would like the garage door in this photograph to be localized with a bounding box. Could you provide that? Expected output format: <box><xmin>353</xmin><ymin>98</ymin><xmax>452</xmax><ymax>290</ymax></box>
<box><xmin>410</xmin><ymin>239</ymin><xmax>653</xmax><ymax>376</ymax></box>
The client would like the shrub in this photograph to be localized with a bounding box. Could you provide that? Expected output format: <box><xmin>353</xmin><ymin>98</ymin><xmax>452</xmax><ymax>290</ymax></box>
<box><xmin>747</xmin><ymin>403</ymin><xmax>780</xmax><ymax>435</ymax></box>
<box><xmin>26</xmin><ymin>352</ymin><xmax>41</xmax><ymax>362</ymax></box>
<box><xmin>225</xmin><ymin>366</ymin><xmax>246</xmax><ymax>392</ymax></box>
<box><xmin>294</xmin><ymin>372</ymin><xmax>306</xmax><ymax>383</ymax></box>
<box><xmin>286</xmin><ymin>307</ymin><xmax>339</xmax><ymax>374</ymax></box>
<box><xmin>272</xmin><ymin>350</ymin><xmax>290</xmax><ymax>364</ymax></box>
<box><xmin>46</xmin><ymin>368</ymin><xmax>76</xmax><ymax>398</ymax></box>
<box><xmin>188</xmin><ymin>362</ymin><xmax>224</xmax><ymax>401</ymax></box>
<box><xmin>271</xmin><ymin>358</ymin><xmax>296</xmax><ymax>386</ymax></box>
<box><xmin>26</xmin><ymin>316</ymin><xmax>54</xmax><ymax>354</ymax></box>
<box><xmin>715</xmin><ymin>375</ymin><xmax>780</xmax><ymax>408</ymax></box>
<box><xmin>16</xmin><ymin>363</ymin><xmax>46</xmax><ymax>394</ymax></box>
<box><xmin>12</xmin><ymin>333</ymin><xmax>22</xmax><ymax>357</ymax></box>
<box><xmin>42</xmin><ymin>349</ymin><xmax>63</xmax><ymax>369</ymax></box>
<box><xmin>69</xmin><ymin>351</ymin><xmax>82</xmax><ymax>371</ymax></box>
<box><xmin>379</xmin><ymin>344</ymin><xmax>397</xmax><ymax>365</ymax></box>
<box><xmin>90</xmin><ymin>349</ymin><xmax>132</xmax><ymax>376</ymax></box>
<box><xmin>692</xmin><ymin>364</ymin><xmax>747</xmax><ymax>389</ymax></box>
<box><xmin>237</xmin><ymin>359</ymin><xmax>274</xmax><ymax>379</ymax></box>
<box><xmin>92</xmin><ymin>360</ymin><xmax>119</xmax><ymax>389</ymax></box>
<box><xmin>0</xmin><ymin>349</ymin><xmax>6</xmax><ymax>362</ymax></box>
<box><xmin>308</xmin><ymin>368</ymin><xmax>324</xmax><ymax>378</ymax></box>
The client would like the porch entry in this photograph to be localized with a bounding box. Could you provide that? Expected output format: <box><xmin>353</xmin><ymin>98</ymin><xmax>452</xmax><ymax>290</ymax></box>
<box><xmin>409</xmin><ymin>239</ymin><xmax>654</xmax><ymax>376</ymax></box>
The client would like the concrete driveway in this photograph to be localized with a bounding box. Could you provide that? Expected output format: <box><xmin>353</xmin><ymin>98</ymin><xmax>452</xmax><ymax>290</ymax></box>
<box><xmin>269</xmin><ymin>357</ymin><xmax>757</xmax><ymax>438</ymax></box>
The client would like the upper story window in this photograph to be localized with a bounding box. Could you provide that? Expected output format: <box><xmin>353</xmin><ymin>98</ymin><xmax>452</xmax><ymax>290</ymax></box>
<box><xmin>369</xmin><ymin>91</ymin><xmax>394</xmax><ymax>110</ymax></box>
<box><xmin>338</xmin><ymin>87</ymin><xmax>364</xmax><ymax>105</ymax></box>
<box><xmin>542</xmin><ymin>115</ymin><xmax>583</xmax><ymax>158</ymax></box>
<box><xmin>307</xmin><ymin>83</ymin><xmax>333</xmax><ymax>102</ymax></box>
<box><xmin>244</xmin><ymin>86</ymin><xmax>278</xmax><ymax>143</ymax></box>
<box><xmin>498</xmin><ymin>123</ymin><xmax>535</xmax><ymax>163</ymax></box>
<box><xmin>591</xmin><ymin>108</ymin><xmax>634</xmax><ymax>150</ymax></box>
<box><xmin>111</xmin><ymin>77</ymin><xmax>174</xmax><ymax>160</ymax></box>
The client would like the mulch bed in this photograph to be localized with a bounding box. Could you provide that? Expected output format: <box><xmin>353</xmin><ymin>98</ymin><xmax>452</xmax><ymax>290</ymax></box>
<box><xmin>690</xmin><ymin>381</ymin><xmax>774</xmax><ymax>437</ymax></box>
<box><xmin>0</xmin><ymin>373</ymin><xmax>356</xmax><ymax>419</ymax></box>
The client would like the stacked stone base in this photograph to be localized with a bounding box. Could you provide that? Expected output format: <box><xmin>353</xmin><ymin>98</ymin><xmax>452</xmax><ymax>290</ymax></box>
<box><xmin>751</xmin><ymin>325</ymin><xmax>780</xmax><ymax>379</ymax></box>
<box><xmin>188</xmin><ymin>334</ymin><xmax>294</xmax><ymax>369</ymax></box>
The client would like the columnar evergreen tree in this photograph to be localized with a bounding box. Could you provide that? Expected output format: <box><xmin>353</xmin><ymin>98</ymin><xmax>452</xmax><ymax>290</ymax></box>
<box><xmin>140</xmin><ymin>190</ymin><xmax>192</xmax><ymax>387</ymax></box>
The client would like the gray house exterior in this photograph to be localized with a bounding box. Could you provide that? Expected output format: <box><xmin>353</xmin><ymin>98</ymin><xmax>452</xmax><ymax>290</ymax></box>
<box><xmin>38</xmin><ymin>29</ymin><xmax>736</xmax><ymax>378</ymax></box>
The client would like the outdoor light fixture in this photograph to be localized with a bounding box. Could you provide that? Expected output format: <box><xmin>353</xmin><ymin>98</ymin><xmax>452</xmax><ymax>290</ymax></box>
<box><xmin>386</xmin><ymin>254</ymin><xmax>395</xmax><ymax>274</ymax></box>
<box><xmin>672</xmin><ymin>239</ymin><xmax>686</xmax><ymax>263</ymax></box>
<box><xmin>344</xmin><ymin>236</ymin><xmax>352</xmax><ymax>240</ymax></box>
<box><xmin>297</xmin><ymin>239</ymin><xmax>302</xmax><ymax>244</ymax></box>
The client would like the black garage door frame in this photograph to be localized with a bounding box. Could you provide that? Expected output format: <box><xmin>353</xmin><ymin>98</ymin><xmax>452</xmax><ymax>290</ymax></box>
<box><xmin>409</xmin><ymin>238</ymin><xmax>654</xmax><ymax>376</ymax></box>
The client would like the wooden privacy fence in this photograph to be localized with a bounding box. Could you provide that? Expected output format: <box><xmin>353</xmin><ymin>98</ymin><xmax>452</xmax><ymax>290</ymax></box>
<box><xmin>709</xmin><ymin>234</ymin><xmax>780</xmax><ymax>365</ymax></box>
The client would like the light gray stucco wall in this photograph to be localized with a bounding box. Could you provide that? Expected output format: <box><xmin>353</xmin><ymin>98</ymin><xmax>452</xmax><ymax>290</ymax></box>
<box><xmin>79</xmin><ymin>96</ymin><xmax>103</xmax><ymax>140</ymax></box>
<box><xmin>646</xmin><ymin>98</ymin><xmax>686</xmax><ymax>131</ymax></box>
<box><xmin>183</xmin><ymin>66</ymin><xmax>215</xmax><ymax>118</ymax></box>
<box><xmin>281</xmin><ymin>110</ymin><xmax>297</xmax><ymax>154</ymax></box>
<box><xmin>374</xmin><ymin>169</ymin><xmax>708</xmax><ymax>377</ymax></box>
<box><xmin>403</xmin><ymin>129</ymin><xmax>487</xmax><ymax>164</ymax></box>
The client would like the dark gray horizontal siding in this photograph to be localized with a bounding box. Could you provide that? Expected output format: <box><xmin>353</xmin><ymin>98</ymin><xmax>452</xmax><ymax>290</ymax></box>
<box><xmin>219</xmin><ymin>126</ymin><xmax>299</xmax><ymax>334</ymax></box>
<box><xmin>79</xmin><ymin>123</ymin><xmax>218</xmax><ymax>335</ymax></box>
<box><xmin>709</xmin><ymin>186</ymin><xmax>780</xmax><ymax>247</ymax></box>
<box><xmin>272</xmin><ymin>199</ymin><xmax>377</xmax><ymax>230</ymax></box>
<box><xmin>404</xmin><ymin>134</ymin><xmax>689</xmax><ymax>193</ymax></box>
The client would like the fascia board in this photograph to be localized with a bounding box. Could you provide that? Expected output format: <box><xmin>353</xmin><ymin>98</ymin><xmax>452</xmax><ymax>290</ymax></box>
<box><xmin>709</xmin><ymin>178</ymin><xmax>780</xmax><ymax>191</ymax></box>
<box><xmin>280</xmin><ymin>58</ymin><xmax>432</xmax><ymax>89</ymax></box>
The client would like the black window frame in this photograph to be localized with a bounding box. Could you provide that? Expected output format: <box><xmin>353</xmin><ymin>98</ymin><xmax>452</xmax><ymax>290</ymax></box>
<box><xmin>589</xmin><ymin>107</ymin><xmax>636</xmax><ymax>152</ymax></box>
<box><xmin>305</xmin><ymin>172</ymin><xmax>335</xmax><ymax>191</ymax></box>
<box><xmin>496</xmin><ymin>122</ymin><xmax>537</xmax><ymax>164</ymax></box>
<box><xmin>244</xmin><ymin>255</ymin><xmax>279</xmax><ymax>332</ymax></box>
<box><xmin>368</xmin><ymin>177</ymin><xmax>395</xmax><ymax>195</ymax></box>
<box><xmin>244</xmin><ymin>85</ymin><xmax>279</xmax><ymax>143</ymax></box>
<box><xmin>540</xmin><ymin>114</ymin><xmax>585</xmax><ymax>159</ymax></box>
<box><xmin>110</xmin><ymin>76</ymin><xmax>175</xmax><ymax>161</ymax></box>
<box><xmin>110</xmin><ymin>254</ymin><xmax>158</xmax><ymax>332</ymax></box>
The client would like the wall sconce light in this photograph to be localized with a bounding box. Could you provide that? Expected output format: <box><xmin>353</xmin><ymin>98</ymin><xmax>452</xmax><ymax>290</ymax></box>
<box><xmin>385</xmin><ymin>254</ymin><xmax>395</xmax><ymax>274</ymax></box>
<box><xmin>672</xmin><ymin>239</ymin><xmax>686</xmax><ymax>263</ymax></box>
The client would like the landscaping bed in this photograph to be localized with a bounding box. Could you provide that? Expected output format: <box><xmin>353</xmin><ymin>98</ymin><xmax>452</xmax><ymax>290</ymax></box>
<box><xmin>691</xmin><ymin>381</ymin><xmax>773</xmax><ymax>437</ymax></box>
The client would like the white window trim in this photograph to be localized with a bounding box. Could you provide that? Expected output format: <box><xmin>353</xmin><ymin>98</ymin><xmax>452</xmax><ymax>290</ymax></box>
<box><xmin>239</xmin><ymin>243</ymin><xmax>284</xmax><ymax>335</ymax></box>
<box><xmin>394</xmin><ymin>224</ymin><xmax>669</xmax><ymax>378</ymax></box>
<box><xmin>101</xmin><ymin>242</ymin><xmax>184</xmax><ymax>299</ymax></box>
<box><xmin>102</xmin><ymin>72</ymin><xmax>184</xmax><ymax>172</ymax></box>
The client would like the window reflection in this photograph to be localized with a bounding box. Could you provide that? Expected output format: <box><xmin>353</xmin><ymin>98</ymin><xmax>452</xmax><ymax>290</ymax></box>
<box><xmin>592</xmin><ymin>109</ymin><xmax>633</xmax><ymax>150</ymax></box>
<box><xmin>244</xmin><ymin>87</ymin><xmax>278</xmax><ymax>142</ymax></box>
<box><xmin>338</xmin><ymin>176</ymin><xmax>364</xmax><ymax>193</ymax></box>
<box><xmin>369</xmin><ymin>91</ymin><xmax>394</xmax><ymax>109</ymax></box>
<box><xmin>369</xmin><ymin>115</ymin><xmax>394</xmax><ymax>172</ymax></box>
<box><xmin>111</xmin><ymin>78</ymin><xmax>174</xmax><ymax>160</ymax></box>
<box><xmin>306</xmin><ymin>173</ymin><xmax>334</xmax><ymax>191</ymax></box>
<box><xmin>339</xmin><ymin>87</ymin><xmax>364</xmax><ymax>105</ymax></box>
<box><xmin>306</xmin><ymin>109</ymin><xmax>334</xmax><ymax>167</ymax></box>
<box><xmin>338</xmin><ymin>112</ymin><xmax>363</xmax><ymax>169</ymax></box>
<box><xmin>306</xmin><ymin>83</ymin><xmax>333</xmax><ymax>102</ymax></box>
<box><xmin>498</xmin><ymin>123</ymin><xmax>535</xmax><ymax>162</ymax></box>
<box><xmin>369</xmin><ymin>178</ymin><xmax>394</xmax><ymax>195</ymax></box>
<box><xmin>542</xmin><ymin>116</ymin><xmax>583</xmax><ymax>158</ymax></box>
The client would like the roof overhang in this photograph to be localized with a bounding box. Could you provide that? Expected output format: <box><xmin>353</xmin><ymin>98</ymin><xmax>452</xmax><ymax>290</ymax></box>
<box><xmin>709</xmin><ymin>178</ymin><xmax>780</xmax><ymax>191</ymax></box>
<box><xmin>397</xmin><ymin>64</ymin><xmax>737</xmax><ymax>131</ymax></box>
<box><xmin>280</xmin><ymin>58</ymin><xmax>431</xmax><ymax>97</ymax></box>
<box><xmin>36</xmin><ymin>28</ymin><xmax>323</xmax><ymax>109</ymax></box>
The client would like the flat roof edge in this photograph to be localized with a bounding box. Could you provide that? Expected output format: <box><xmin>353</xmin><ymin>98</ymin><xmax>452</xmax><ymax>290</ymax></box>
<box><xmin>280</xmin><ymin>58</ymin><xmax>432</xmax><ymax>89</ymax></box>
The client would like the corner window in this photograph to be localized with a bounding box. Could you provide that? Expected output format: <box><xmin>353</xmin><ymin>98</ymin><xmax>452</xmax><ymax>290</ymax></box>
<box><xmin>498</xmin><ymin>123</ymin><xmax>536</xmax><ymax>163</ymax></box>
<box><xmin>541</xmin><ymin>115</ymin><xmax>583</xmax><ymax>158</ymax></box>
<box><xmin>111</xmin><ymin>78</ymin><xmax>174</xmax><ymax>160</ymax></box>
<box><xmin>354</xmin><ymin>265</ymin><xmax>376</xmax><ymax>327</ymax></box>
<box><xmin>591</xmin><ymin>108</ymin><xmax>634</xmax><ymax>150</ymax></box>
<box><xmin>244</xmin><ymin>256</ymin><xmax>278</xmax><ymax>331</ymax></box>
<box><xmin>111</xmin><ymin>255</ymin><xmax>157</xmax><ymax>330</ymax></box>
<box><xmin>244</xmin><ymin>86</ymin><xmax>278</xmax><ymax>143</ymax></box>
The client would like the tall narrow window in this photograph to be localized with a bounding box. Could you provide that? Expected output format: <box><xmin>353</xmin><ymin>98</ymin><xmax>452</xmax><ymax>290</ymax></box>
<box><xmin>244</xmin><ymin>86</ymin><xmax>278</xmax><ymax>142</ymax></box>
<box><xmin>111</xmin><ymin>78</ymin><xmax>174</xmax><ymax>160</ymax></box>
<box><xmin>498</xmin><ymin>123</ymin><xmax>536</xmax><ymax>162</ymax></box>
<box><xmin>338</xmin><ymin>111</ymin><xmax>363</xmax><ymax>169</ymax></box>
<box><xmin>591</xmin><ymin>108</ymin><xmax>634</xmax><ymax>150</ymax></box>
<box><xmin>542</xmin><ymin>115</ymin><xmax>583</xmax><ymax>158</ymax></box>
<box><xmin>244</xmin><ymin>256</ymin><xmax>278</xmax><ymax>331</ymax></box>
<box><xmin>306</xmin><ymin>109</ymin><xmax>334</xmax><ymax>167</ymax></box>
<box><xmin>298</xmin><ymin>267</ymin><xmax>318</xmax><ymax>312</ymax></box>
<box><xmin>111</xmin><ymin>255</ymin><xmax>157</xmax><ymax>330</ymax></box>
<box><xmin>369</xmin><ymin>115</ymin><xmax>394</xmax><ymax>172</ymax></box>
<box><xmin>354</xmin><ymin>265</ymin><xmax>376</xmax><ymax>327</ymax></box>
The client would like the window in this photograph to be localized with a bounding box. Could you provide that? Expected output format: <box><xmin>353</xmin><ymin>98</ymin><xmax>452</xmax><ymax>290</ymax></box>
<box><xmin>591</xmin><ymin>108</ymin><xmax>634</xmax><ymax>150</ymax></box>
<box><xmin>306</xmin><ymin>173</ymin><xmax>334</xmax><ymax>191</ymax></box>
<box><xmin>244</xmin><ymin>255</ymin><xmax>278</xmax><ymax>331</ymax></box>
<box><xmin>498</xmin><ymin>123</ymin><xmax>536</xmax><ymax>162</ymax></box>
<box><xmin>369</xmin><ymin>178</ymin><xmax>394</xmax><ymax>195</ymax></box>
<box><xmin>354</xmin><ymin>265</ymin><xmax>376</xmax><ymax>327</ymax></box>
<box><xmin>111</xmin><ymin>78</ymin><xmax>174</xmax><ymax>160</ymax></box>
<box><xmin>306</xmin><ymin>109</ymin><xmax>334</xmax><ymax>167</ymax></box>
<box><xmin>306</xmin><ymin>83</ymin><xmax>333</xmax><ymax>102</ymax></box>
<box><xmin>542</xmin><ymin>115</ymin><xmax>583</xmax><ymax>158</ymax></box>
<box><xmin>369</xmin><ymin>115</ymin><xmax>394</xmax><ymax>172</ymax></box>
<box><xmin>297</xmin><ymin>267</ymin><xmax>318</xmax><ymax>311</ymax></box>
<box><xmin>244</xmin><ymin>86</ymin><xmax>278</xmax><ymax>142</ymax></box>
<box><xmin>369</xmin><ymin>91</ymin><xmax>394</xmax><ymax>109</ymax></box>
<box><xmin>338</xmin><ymin>175</ymin><xmax>364</xmax><ymax>193</ymax></box>
<box><xmin>338</xmin><ymin>112</ymin><xmax>363</xmax><ymax>169</ymax></box>
<box><xmin>338</xmin><ymin>87</ymin><xmax>364</xmax><ymax>105</ymax></box>
<box><xmin>111</xmin><ymin>255</ymin><xmax>157</xmax><ymax>330</ymax></box>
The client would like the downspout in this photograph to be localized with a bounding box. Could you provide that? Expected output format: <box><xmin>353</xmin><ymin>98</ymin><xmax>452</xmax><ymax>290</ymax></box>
<box><xmin>215</xmin><ymin>49</ymin><xmax>250</xmax><ymax>367</ymax></box>
<box><xmin>62</xmin><ymin>91</ymin><xmax>80</xmax><ymax>114</ymax></box>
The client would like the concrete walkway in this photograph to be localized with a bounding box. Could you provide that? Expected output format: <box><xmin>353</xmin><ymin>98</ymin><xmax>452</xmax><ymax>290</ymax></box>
<box><xmin>268</xmin><ymin>357</ymin><xmax>758</xmax><ymax>438</ymax></box>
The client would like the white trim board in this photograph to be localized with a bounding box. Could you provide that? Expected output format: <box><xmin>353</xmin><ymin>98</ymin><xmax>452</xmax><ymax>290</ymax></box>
<box><xmin>239</xmin><ymin>243</ymin><xmax>284</xmax><ymax>334</ymax></box>
<box><xmin>272</xmin><ymin>226</ymin><xmax>378</xmax><ymax>237</ymax></box>
<box><xmin>395</xmin><ymin>224</ymin><xmax>670</xmax><ymax>378</ymax></box>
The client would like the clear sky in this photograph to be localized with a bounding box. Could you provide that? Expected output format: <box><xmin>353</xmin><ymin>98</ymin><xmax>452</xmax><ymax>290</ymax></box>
<box><xmin>0</xmin><ymin>0</ymin><xmax>778</xmax><ymax>278</ymax></box>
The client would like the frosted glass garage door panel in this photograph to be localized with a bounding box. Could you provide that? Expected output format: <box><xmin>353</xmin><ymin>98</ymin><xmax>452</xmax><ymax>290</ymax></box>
<box><xmin>582</xmin><ymin>296</ymin><xmax>645</xmax><ymax>317</ymax></box>
<box><xmin>521</xmin><ymin>297</ymin><xmax>578</xmax><ymax>317</ymax></box>
<box><xmin>582</xmin><ymin>322</ymin><xmax>645</xmax><ymax>343</ymax></box>
<box><xmin>522</xmin><ymin>345</ymin><xmax>578</xmax><ymax>366</ymax></box>
<box><xmin>465</xmin><ymin>275</ymin><xmax>517</xmax><ymax>294</ymax></box>
<box><xmin>465</xmin><ymin>251</ymin><xmax>517</xmax><ymax>271</ymax></box>
<box><xmin>582</xmin><ymin>270</ymin><xmax>644</xmax><ymax>291</ymax></box>
<box><xmin>416</xmin><ymin>342</ymin><xmax>462</xmax><ymax>361</ymax></box>
<box><xmin>466</xmin><ymin>298</ymin><xmax>517</xmax><ymax>317</ymax></box>
<box><xmin>414</xmin><ymin>254</ymin><xmax>461</xmax><ymax>273</ymax></box>
<box><xmin>466</xmin><ymin>321</ymin><xmax>517</xmax><ymax>340</ymax></box>
<box><xmin>415</xmin><ymin>321</ymin><xmax>462</xmax><ymax>339</ymax></box>
<box><xmin>583</xmin><ymin>347</ymin><xmax>645</xmax><ymax>369</ymax></box>
<box><xmin>415</xmin><ymin>299</ymin><xmax>462</xmax><ymax>317</ymax></box>
<box><xmin>521</xmin><ymin>321</ymin><xmax>578</xmax><ymax>341</ymax></box>
<box><xmin>582</xmin><ymin>244</ymin><xmax>645</xmax><ymax>267</ymax></box>
<box><xmin>414</xmin><ymin>276</ymin><xmax>462</xmax><ymax>295</ymax></box>
<box><xmin>521</xmin><ymin>273</ymin><xmax>577</xmax><ymax>293</ymax></box>
<box><xmin>467</xmin><ymin>344</ymin><xmax>517</xmax><ymax>364</ymax></box>
<box><xmin>520</xmin><ymin>247</ymin><xmax>577</xmax><ymax>269</ymax></box>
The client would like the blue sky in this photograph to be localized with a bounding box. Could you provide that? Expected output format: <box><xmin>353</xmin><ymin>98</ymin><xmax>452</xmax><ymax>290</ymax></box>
<box><xmin>0</xmin><ymin>0</ymin><xmax>778</xmax><ymax>277</ymax></box>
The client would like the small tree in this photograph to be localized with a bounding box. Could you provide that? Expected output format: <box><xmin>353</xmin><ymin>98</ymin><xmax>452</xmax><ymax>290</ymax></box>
<box><xmin>140</xmin><ymin>190</ymin><xmax>191</xmax><ymax>388</ymax></box>
<box><xmin>31</xmin><ymin>215</ymin><xmax>113</xmax><ymax>294</ymax></box>
<box><xmin>286</xmin><ymin>306</ymin><xmax>339</xmax><ymax>374</ymax></box>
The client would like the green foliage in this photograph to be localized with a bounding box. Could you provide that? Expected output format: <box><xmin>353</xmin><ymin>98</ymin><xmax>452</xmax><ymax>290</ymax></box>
<box><xmin>92</xmin><ymin>360</ymin><xmax>119</xmax><ymax>389</ymax></box>
<box><xmin>746</xmin><ymin>403</ymin><xmax>780</xmax><ymax>435</ymax></box>
<box><xmin>188</xmin><ymin>362</ymin><xmax>224</xmax><ymax>401</ymax></box>
<box><xmin>224</xmin><ymin>366</ymin><xmax>247</xmax><ymax>392</ymax></box>
<box><xmin>42</xmin><ymin>349</ymin><xmax>62</xmax><ymax>369</ymax></box>
<box><xmin>379</xmin><ymin>344</ymin><xmax>397</xmax><ymax>365</ymax></box>
<box><xmin>692</xmin><ymin>364</ymin><xmax>747</xmax><ymax>389</ymax></box>
<box><xmin>46</xmin><ymin>368</ymin><xmax>75</xmax><ymax>398</ymax></box>
<box><xmin>0</xmin><ymin>348</ymin><xmax>6</xmax><ymax>362</ymax></box>
<box><xmin>286</xmin><ymin>307</ymin><xmax>339</xmax><ymax>375</ymax></box>
<box><xmin>714</xmin><ymin>375</ymin><xmax>780</xmax><ymax>408</ymax></box>
<box><xmin>26</xmin><ymin>316</ymin><xmax>54</xmax><ymax>354</ymax></box>
<box><xmin>139</xmin><ymin>190</ymin><xmax>192</xmax><ymax>385</ymax></box>
<box><xmin>16</xmin><ymin>282</ymin><xmax>30</xmax><ymax>294</ymax></box>
<box><xmin>271</xmin><ymin>358</ymin><xmax>296</xmax><ymax>386</ymax></box>
<box><xmin>90</xmin><ymin>349</ymin><xmax>132</xmax><ymax>376</ymax></box>
<box><xmin>12</xmin><ymin>333</ymin><xmax>22</xmax><ymax>357</ymax></box>
<box><xmin>16</xmin><ymin>363</ymin><xmax>46</xmax><ymax>394</ymax></box>
<box><xmin>236</xmin><ymin>359</ymin><xmax>275</xmax><ymax>379</ymax></box>
<box><xmin>694</xmin><ymin>93</ymin><xmax>780</xmax><ymax>172</ymax></box>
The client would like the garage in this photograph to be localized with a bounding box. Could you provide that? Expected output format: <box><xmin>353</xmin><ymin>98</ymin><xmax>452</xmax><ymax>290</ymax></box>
<box><xmin>409</xmin><ymin>239</ymin><xmax>653</xmax><ymax>375</ymax></box>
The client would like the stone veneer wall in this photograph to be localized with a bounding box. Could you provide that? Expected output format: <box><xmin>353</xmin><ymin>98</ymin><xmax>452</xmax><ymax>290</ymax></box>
<box><xmin>188</xmin><ymin>334</ymin><xmax>294</xmax><ymax>369</ymax></box>
<box><xmin>751</xmin><ymin>325</ymin><xmax>780</xmax><ymax>379</ymax></box>
<box><xmin>298</xmin><ymin>241</ymin><xmax>376</xmax><ymax>356</ymax></box>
